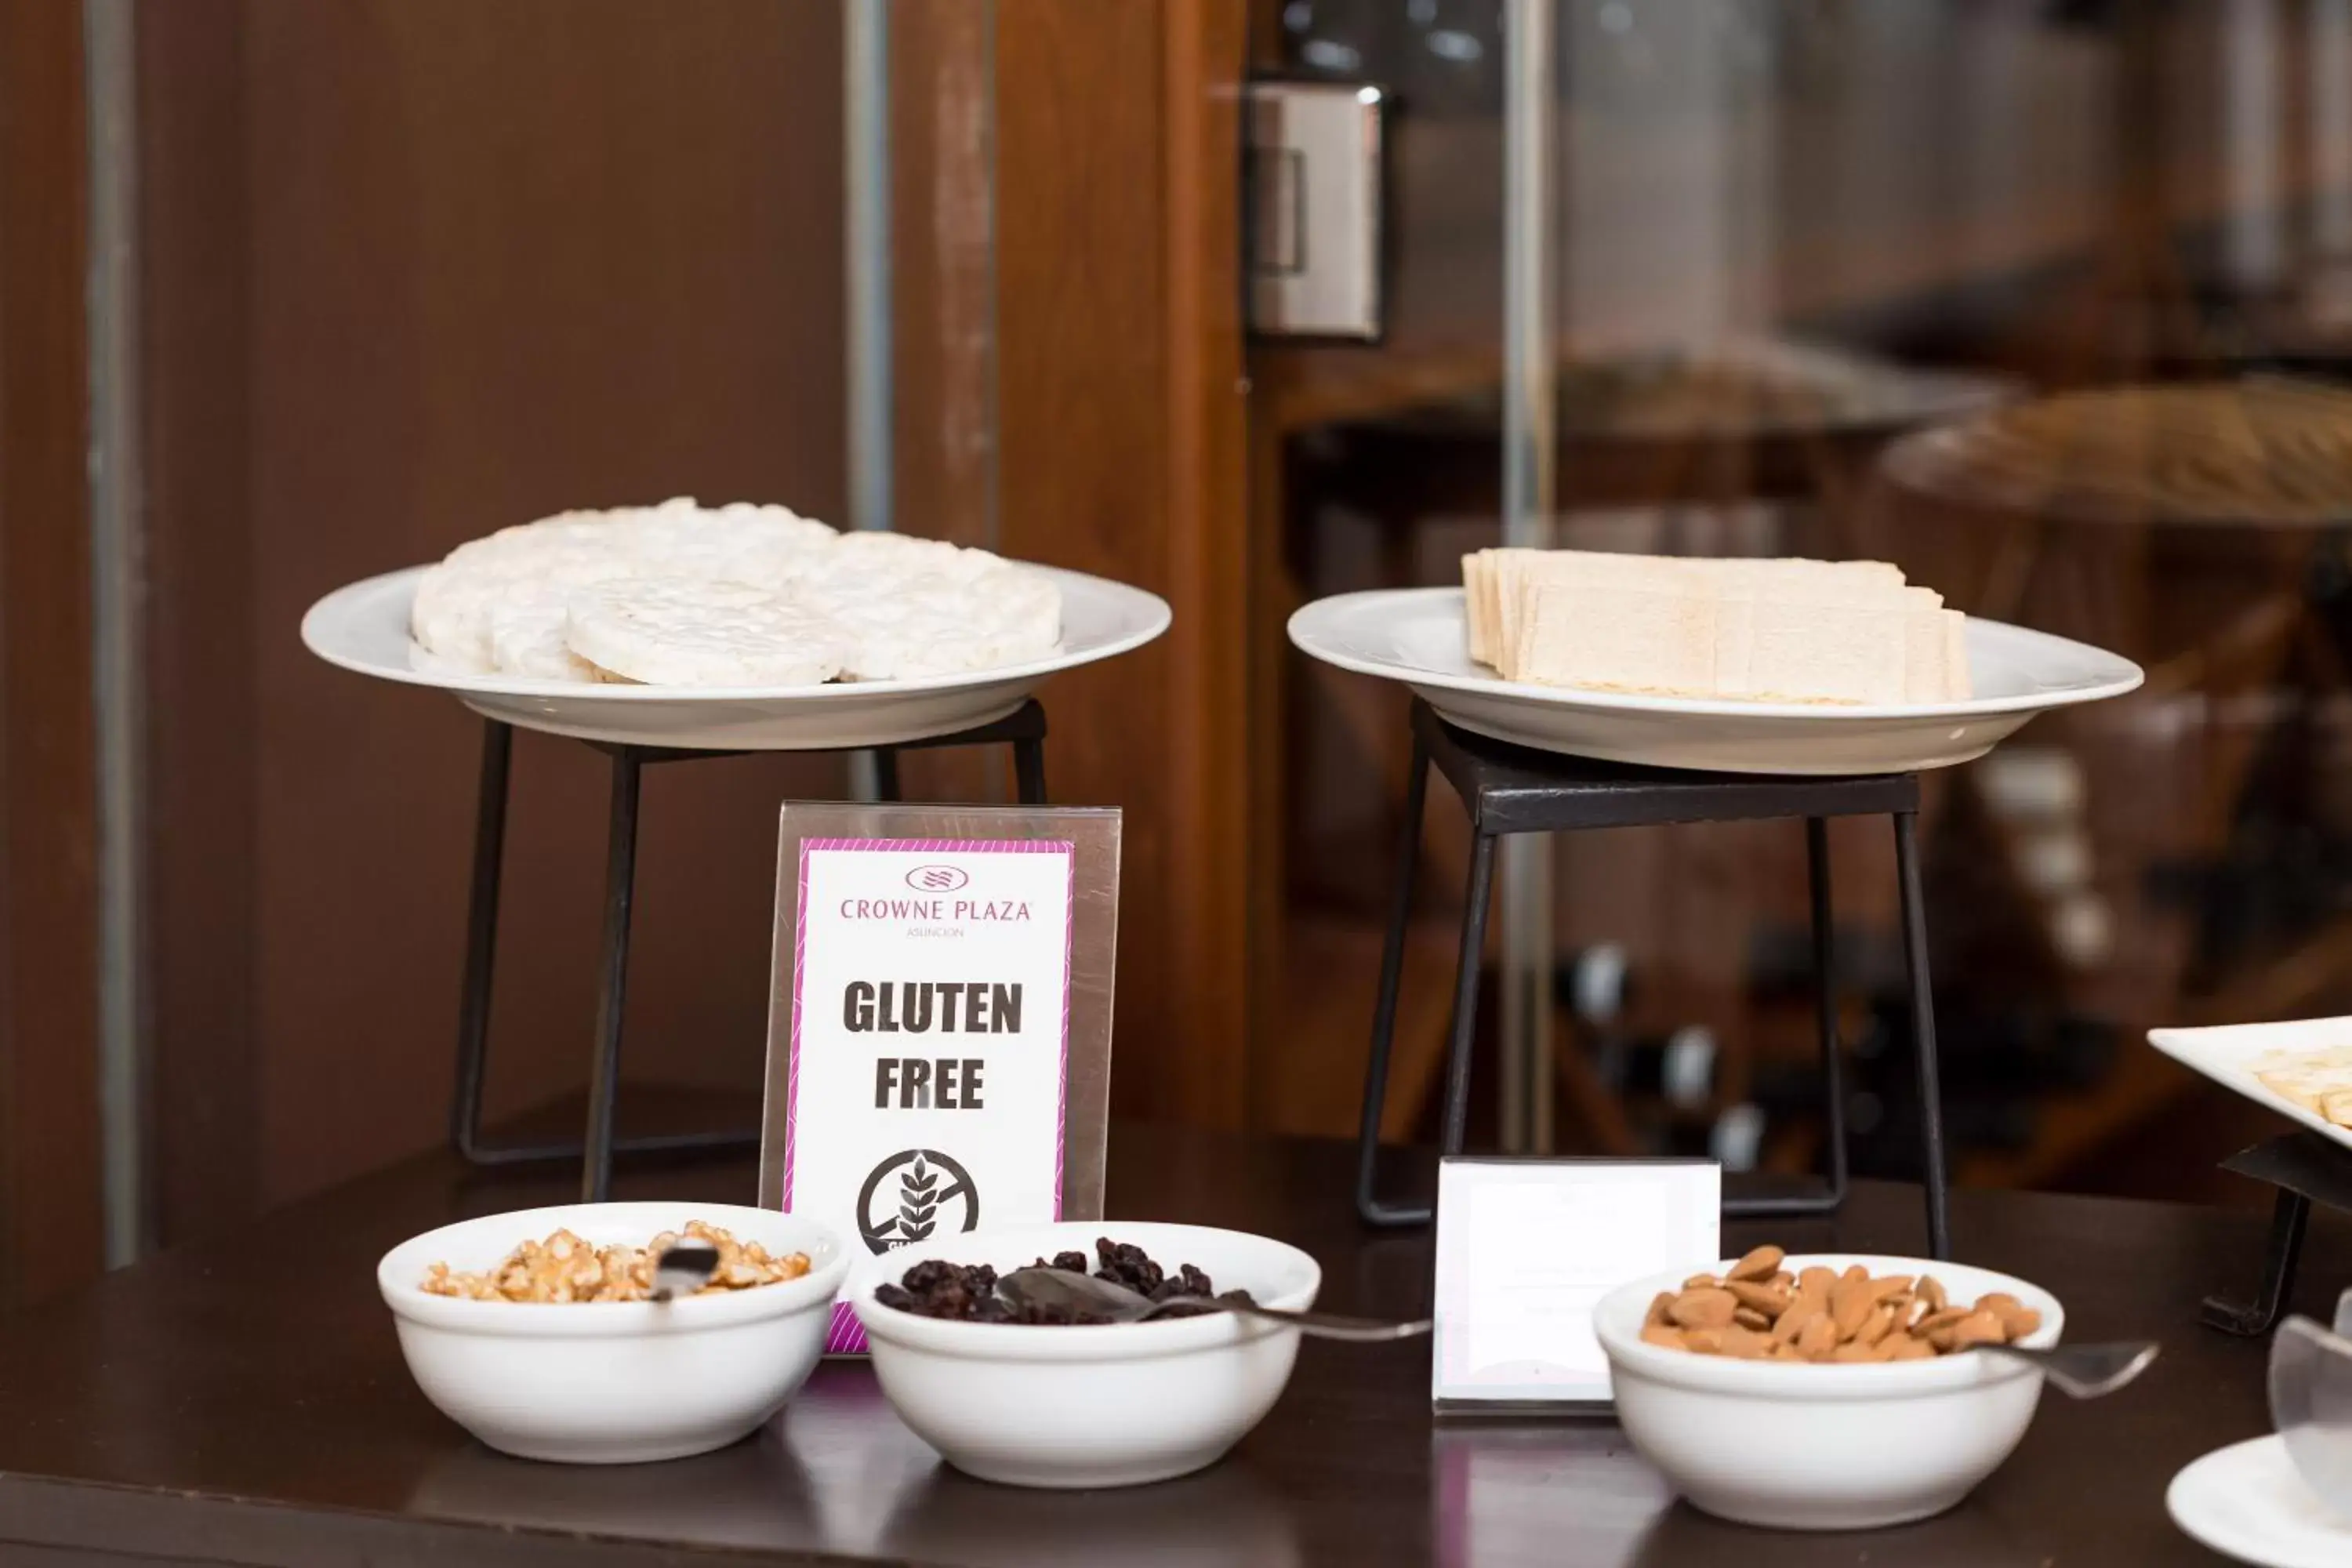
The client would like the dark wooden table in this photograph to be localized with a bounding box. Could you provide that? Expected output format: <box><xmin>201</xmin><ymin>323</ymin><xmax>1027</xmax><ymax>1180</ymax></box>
<box><xmin>0</xmin><ymin>1123</ymin><xmax>2341</xmax><ymax>1566</ymax></box>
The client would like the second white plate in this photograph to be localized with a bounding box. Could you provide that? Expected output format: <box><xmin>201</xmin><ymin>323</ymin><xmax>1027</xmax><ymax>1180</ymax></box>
<box><xmin>303</xmin><ymin>563</ymin><xmax>1171</xmax><ymax>751</ymax></box>
<box><xmin>1287</xmin><ymin>587</ymin><xmax>2144</xmax><ymax>775</ymax></box>
<box><xmin>2147</xmin><ymin>1017</ymin><xmax>2352</xmax><ymax>1160</ymax></box>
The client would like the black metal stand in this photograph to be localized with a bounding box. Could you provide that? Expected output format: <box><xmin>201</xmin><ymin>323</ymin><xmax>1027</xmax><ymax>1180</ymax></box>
<box><xmin>452</xmin><ymin>700</ymin><xmax>1051</xmax><ymax>1202</ymax></box>
<box><xmin>1357</xmin><ymin>699</ymin><xmax>1952</xmax><ymax>1258</ymax></box>
<box><xmin>2201</xmin><ymin>1130</ymin><xmax>2352</xmax><ymax>1335</ymax></box>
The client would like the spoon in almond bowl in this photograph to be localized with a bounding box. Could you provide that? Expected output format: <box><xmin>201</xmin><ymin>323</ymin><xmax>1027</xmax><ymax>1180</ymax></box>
<box><xmin>1971</xmin><ymin>1338</ymin><xmax>2160</xmax><ymax>1399</ymax></box>
<box><xmin>995</xmin><ymin>1265</ymin><xmax>1431</xmax><ymax>1342</ymax></box>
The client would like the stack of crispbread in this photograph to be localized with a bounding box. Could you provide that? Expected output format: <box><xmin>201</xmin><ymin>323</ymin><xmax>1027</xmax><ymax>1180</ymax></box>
<box><xmin>1461</xmin><ymin>548</ymin><xmax>1969</xmax><ymax>705</ymax></box>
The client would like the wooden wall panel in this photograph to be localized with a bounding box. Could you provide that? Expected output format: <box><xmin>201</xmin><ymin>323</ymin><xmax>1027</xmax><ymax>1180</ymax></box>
<box><xmin>118</xmin><ymin>0</ymin><xmax>1263</xmax><ymax>1234</ymax></box>
<box><xmin>140</xmin><ymin>0</ymin><xmax>857</xmax><ymax>1224</ymax></box>
<box><xmin>994</xmin><ymin>0</ymin><xmax>1252</xmax><ymax>1127</ymax></box>
<box><xmin>0</xmin><ymin>0</ymin><xmax>105</xmax><ymax>1301</ymax></box>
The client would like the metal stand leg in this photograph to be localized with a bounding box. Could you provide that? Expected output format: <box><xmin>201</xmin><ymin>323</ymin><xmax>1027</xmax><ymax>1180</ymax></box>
<box><xmin>2203</xmin><ymin>1186</ymin><xmax>2310</xmax><ymax>1335</ymax></box>
<box><xmin>448</xmin><ymin>729</ymin><xmax>760</xmax><ymax>1174</ymax></box>
<box><xmin>1441</xmin><ymin>834</ymin><xmax>1499</xmax><ymax>1160</ymax></box>
<box><xmin>1358</xmin><ymin>739</ymin><xmax>1432</xmax><ymax>1225</ymax></box>
<box><xmin>1729</xmin><ymin>817</ymin><xmax>1850</xmax><ymax>1219</ymax></box>
<box><xmin>448</xmin><ymin>699</ymin><xmax>1055</xmax><ymax>1190</ymax></box>
<box><xmin>1894</xmin><ymin>811</ymin><xmax>1951</xmax><ymax>1259</ymax></box>
<box><xmin>452</xmin><ymin>720</ymin><xmax>512</xmax><ymax>1159</ymax></box>
<box><xmin>580</xmin><ymin>749</ymin><xmax>644</xmax><ymax>1203</ymax></box>
<box><xmin>1013</xmin><ymin>735</ymin><xmax>1048</xmax><ymax>805</ymax></box>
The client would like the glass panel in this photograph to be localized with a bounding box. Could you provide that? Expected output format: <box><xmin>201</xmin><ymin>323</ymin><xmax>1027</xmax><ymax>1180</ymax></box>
<box><xmin>1265</xmin><ymin>0</ymin><xmax>2352</xmax><ymax>1200</ymax></box>
<box><xmin>102</xmin><ymin>1</ymin><xmax>996</xmax><ymax>1240</ymax></box>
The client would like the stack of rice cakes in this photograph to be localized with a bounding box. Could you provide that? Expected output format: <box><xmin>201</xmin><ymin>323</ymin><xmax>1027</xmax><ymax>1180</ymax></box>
<box><xmin>410</xmin><ymin>499</ymin><xmax>1062</xmax><ymax>687</ymax></box>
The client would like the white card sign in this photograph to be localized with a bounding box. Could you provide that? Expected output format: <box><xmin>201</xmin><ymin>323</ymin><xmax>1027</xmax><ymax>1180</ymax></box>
<box><xmin>759</xmin><ymin>804</ymin><xmax>1119</xmax><ymax>1353</ymax></box>
<box><xmin>1432</xmin><ymin>1157</ymin><xmax>1719</xmax><ymax>1410</ymax></box>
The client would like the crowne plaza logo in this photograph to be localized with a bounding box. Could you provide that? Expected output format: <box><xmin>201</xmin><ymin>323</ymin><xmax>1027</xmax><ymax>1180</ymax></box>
<box><xmin>906</xmin><ymin>865</ymin><xmax>970</xmax><ymax>892</ymax></box>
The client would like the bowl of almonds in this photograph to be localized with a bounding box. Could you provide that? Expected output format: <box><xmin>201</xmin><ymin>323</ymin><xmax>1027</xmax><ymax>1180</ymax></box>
<box><xmin>378</xmin><ymin>1202</ymin><xmax>848</xmax><ymax>1464</ymax></box>
<box><xmin>1593</xmin><ymin>1247</ymin><xmax>2063</xmax><ymax>1531</ymax></box>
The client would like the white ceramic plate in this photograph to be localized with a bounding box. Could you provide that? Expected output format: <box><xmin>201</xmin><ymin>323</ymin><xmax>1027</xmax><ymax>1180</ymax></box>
<box><xmin>2169</xmin><ymin>1436</ymin><xmax>2352</xmax><ymax>1568</ymax></box>
<box><xmin>1287</xmin><ymin>588</ymin><xmax>2143</xmax><ymax>775</ymax></box>
<box><xmin>2147</xmin><ymin>1018</ymin><xmax>2352</xmax><ymax>1159</ymax></box>
<box><xmin>303</xmin><ymin>563</ymin><xmax>1171</xmax><ymax>750</ymax></box>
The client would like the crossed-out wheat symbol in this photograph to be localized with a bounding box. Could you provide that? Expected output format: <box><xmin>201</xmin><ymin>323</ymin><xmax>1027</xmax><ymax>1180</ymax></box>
<box><xmin>859</xmin><ymin>1148</ymin><xmax>978</xmax><ymax>1251</ymax></box>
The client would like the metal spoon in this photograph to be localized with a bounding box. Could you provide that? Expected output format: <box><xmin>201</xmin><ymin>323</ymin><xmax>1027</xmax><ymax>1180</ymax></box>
<box><xmin>1972</xmin><ymin>1338</ymin><xmax>2160</xmax><ymax>1399</ymax></box>
<box><xmin>651</xmin><ymin>1241</ymin><xmax>720</xmax><ymax>1302</ymax></box>
<box><xmin>996</xmin><ymin>1265</ymin><xmax>1431</xmax><ymax>1343</ymax></box>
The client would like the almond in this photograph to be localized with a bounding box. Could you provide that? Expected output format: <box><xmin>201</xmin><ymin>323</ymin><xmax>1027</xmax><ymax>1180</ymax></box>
<box><xmin>1668</xmin><ymin>1288</ymin><xmax>1738</xmax><ymax>1330</ymax></box>
<box><xmin>1734</xmin><ymin>1305</ymin><xmax>1772</xmax><ymax>1331</ymax></box>
<box><xmin>1727</xmin><ymin>1279</ymin><xmax>1791</xmax><ymax>1316</ymax></box>
<box><xmin>1727</xmin><ymin>1245</ymin><xmax>1785</xmax><ymax>1283</ymax></box>
<box><xmin>1798</xmin><ymin>1265</ymin><xmax>1839</xmax><ymax>1297</ymax></box>
<box><xmin>1830</xmin><ymin>1279</ymin><xmax>1878</xmax><ymax>1338</ymax></box>
<box><xmin>1716</xmin><ymin>1325</ymin><xmax>1773</xmax><ymax>1359</ymax></box>
<box><xmin>1645</xmin><ymin>1291</ymin><xmax>1677</xmax><ymax>1327</ymax></box>
<box><xmin>1853</xmin><ymin>1303</ymin><xmax>1897</xmax><ymax>1348</ymax></box>
<box><xmin>1640</xmin><ymin>1323</ymin><xmax>1685</xmax><ymax>1349</ymax></box>
<box><xmin>1795</xmin><ymin>1315</ymin><xmax>1839</xmax><ymax>1358</ymax></box>
<box><xmin>1933</xmin><ymin>1309</ymin><xmax>2005</xmax><ymax>1352</ymax></box>
<box><xmin>1917</xmin><ymin>1276</ymin><xmax>1947</xmax><ymax>1312</ymax></box>
<box><xmin>1684</xmin><ymin>1273</ymin><xmax>1722</xmax><ymax>1291</ymax></box>
<box><xmin>1773</xmin><ymin>1305</ymin><xmax>1824</xmax><ymax>1345</ymax></box>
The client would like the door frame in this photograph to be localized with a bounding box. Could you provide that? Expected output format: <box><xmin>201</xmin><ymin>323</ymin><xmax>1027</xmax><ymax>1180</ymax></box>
<box><xmin>0</xmin><ymin>0</ymin><xmax>106</xmax><ymax>1305</ymax></box>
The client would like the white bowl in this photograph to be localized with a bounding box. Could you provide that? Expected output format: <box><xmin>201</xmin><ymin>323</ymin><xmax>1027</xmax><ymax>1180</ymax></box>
<box><xmin>1594</xmin><ymin>1253</ymin><xmax>2064</xmax><ymax>1530</ymax></box>
<box><xmin>848</xmin><ymin>1221</ymin><xmax>1320</xmax><ymax>1489</ymax></box>
<box><xmin>378</xmin><ymin>1201</ymin><xmax>849</xmax><ymax>1464</ymax></box>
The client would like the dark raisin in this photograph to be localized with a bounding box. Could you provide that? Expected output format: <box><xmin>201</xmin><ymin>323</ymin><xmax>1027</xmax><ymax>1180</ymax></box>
<box><xmin>887</xmin><ymin>1240</ymin><xmax>1234</xmax><ymax>1324</ymax></box>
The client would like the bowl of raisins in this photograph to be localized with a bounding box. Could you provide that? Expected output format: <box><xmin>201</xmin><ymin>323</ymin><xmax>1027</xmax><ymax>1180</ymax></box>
<box><xmin>848</xmin><ymin>1221</ymin><xmax>1319</xmax><ymax>1488</ymax></box>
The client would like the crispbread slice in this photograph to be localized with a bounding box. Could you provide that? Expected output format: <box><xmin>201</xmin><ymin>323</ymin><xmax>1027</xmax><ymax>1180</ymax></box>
<box><xmin>1463</xmin><ymin>552</ymin><xmax>1490</xmax><ymax>665</ymax></box>
<box><xmin>1746</xmin><ymin>597</ymin><xmax>1907</xmax><ymax>704</ymax></box>
<box><xmin>1520</xmin><ymin>579</ymin><xmax>1717</xmax><ymax>696</ymax></box>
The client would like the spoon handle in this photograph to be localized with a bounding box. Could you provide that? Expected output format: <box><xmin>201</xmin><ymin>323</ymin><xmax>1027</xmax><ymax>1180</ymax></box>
<box><xmin>1155</xmin><ymin>1297</ymin><xmax>1432</xmax><ymax>1343</ymax></box>
<box><xmin>1974</xmin><ymin>1338</ymin><xmax>2160</xmax><ymax>1399</ymax></box>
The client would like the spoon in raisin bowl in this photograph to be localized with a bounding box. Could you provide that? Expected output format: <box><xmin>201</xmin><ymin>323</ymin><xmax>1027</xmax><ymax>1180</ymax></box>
<box><xmin>995</xmin><ymin>1265</ymin><xmax>1431</xmax><ymax>1343</ymax></box>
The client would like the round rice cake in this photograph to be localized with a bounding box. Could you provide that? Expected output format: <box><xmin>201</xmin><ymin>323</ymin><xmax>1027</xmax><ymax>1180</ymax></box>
<box><xmin>606</xmin><ymin>497</ymin><xmax>839</xmax><ymax>586</ymax></box>
<box><xmin>412</xmin><ymin>545</ymin><xmax>639</xmax><ymax>675</ymax></box>
<box><xmin>809</xmin><ymin>566</ymin><xmax>1062</xmax><ymax>681</ymax></box>
<box><xmin>484</xmin><ymin>584</ymin><xmax>601</xmax><ymax>681</ymax></box>
<box><xmin>565</xmin><ymin>574</ymin><xmax>848</xmax><ymax>687</ymax></box>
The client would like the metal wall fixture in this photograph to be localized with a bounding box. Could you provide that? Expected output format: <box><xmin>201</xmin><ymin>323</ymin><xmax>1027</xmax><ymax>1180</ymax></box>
<box><xmin>1244</xmin><ymin>79</ymin><xmax>1388</xmax><ymax>342</ymax></box>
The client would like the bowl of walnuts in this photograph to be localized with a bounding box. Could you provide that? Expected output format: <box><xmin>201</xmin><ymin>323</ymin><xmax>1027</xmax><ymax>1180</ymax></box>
<box><xmin>1594</xmin><ymin>1248</ymin><xmax>2064</xmax><ymax>1530</ymax></box>
<box><xmin>378</xmin><ymin>1201</ymin><xmax>848</xmax><ymax>1464</ymax></box>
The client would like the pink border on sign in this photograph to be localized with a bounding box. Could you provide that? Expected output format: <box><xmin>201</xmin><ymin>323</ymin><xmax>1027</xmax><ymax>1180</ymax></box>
<box><xmin>784</xmin><ymin>837</ymin><xmax>1077</xmax><ymax>1356</ymax></box>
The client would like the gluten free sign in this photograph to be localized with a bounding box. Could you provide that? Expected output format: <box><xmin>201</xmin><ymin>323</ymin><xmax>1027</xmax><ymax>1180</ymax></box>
<box><xmin>768</xmin><ymin>830</ymin><xmax>1086</xmax><ymax>1354</ymax></box>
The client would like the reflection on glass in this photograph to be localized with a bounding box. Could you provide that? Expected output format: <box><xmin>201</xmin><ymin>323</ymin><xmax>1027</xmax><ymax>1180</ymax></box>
<box><xmin>1263</xmin><ymin>0</ymin><xmax>2352</xmax><ymax>1199</ymax></box>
